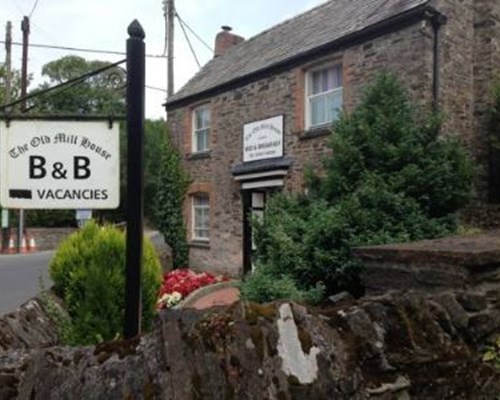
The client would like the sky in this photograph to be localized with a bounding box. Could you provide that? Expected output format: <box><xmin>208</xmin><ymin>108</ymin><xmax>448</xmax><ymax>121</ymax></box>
<box><xmin>1</xmin><ymin>0</ymin><xmax>327</xmax><ymax>120</ymax></box>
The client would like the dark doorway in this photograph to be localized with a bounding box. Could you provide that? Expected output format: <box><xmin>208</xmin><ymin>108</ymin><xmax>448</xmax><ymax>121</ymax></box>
<box><xmin>242</xmin><ymin>189</ymin><xmax>268</xmax><ymax>274</ymax></box>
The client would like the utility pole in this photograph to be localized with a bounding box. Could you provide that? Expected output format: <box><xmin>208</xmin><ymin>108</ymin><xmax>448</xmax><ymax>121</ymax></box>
<box><xmin>2</xmin><ymin>22</ymin><xmax>12</xmax><ymax>253</ymax></box>
<box><xmin>166</xmin><ymin>0</ymin><xmax>174</xmax><ymax>97</ymax></box>
<box><xmin>20</xmin><ymin>16</ymin><xmax>29</xmax><ymax>111</ymax></box>
<box><xmin>18</xmin><ymin>16</ymin><xmax>30</xmax><ymax>252</ymax></box>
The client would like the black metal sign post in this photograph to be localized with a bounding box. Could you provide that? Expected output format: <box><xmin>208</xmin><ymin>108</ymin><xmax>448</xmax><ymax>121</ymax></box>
<box><xmin>124</xmin><ymin>20</ymin><xmax>145</xmax><ymax>339</ymax></box>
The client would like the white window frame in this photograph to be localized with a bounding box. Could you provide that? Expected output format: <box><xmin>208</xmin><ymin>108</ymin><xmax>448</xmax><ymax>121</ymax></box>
<box><xmin>191</xmin><ymin>193</ymin><xmax>210</xmax><ymax>241</ymax></box>
<box><xmin>305</xmin><ymin>63</ymin><xmax>343</xmax><ymax>130</ymax></box>
<box><xmin>192</xmin><ymin>104</ymin><xmax>210</xmax><ymax>153</ymax></box>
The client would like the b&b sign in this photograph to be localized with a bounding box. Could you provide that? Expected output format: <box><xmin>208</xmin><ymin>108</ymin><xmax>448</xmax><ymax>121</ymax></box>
<box><xmin>0</xmin><ymin>120</ymin><xmax>119</xmax><ymax>209</ymax></box>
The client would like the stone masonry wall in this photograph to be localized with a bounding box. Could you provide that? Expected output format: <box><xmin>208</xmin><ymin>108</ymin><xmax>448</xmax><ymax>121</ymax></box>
<box><xmin>472</xmin><ymin>0</ymin><xmax>500</xmax><ymax>202</ymax></box>
<box><xmin>1</xmin><ymin>228</ymin><xmax>76</xmax><ymax>251</ymax></box>
<box><xmin>168</xmin><ymin>21</ymin><xmax>433</xmax><ymax>276</ymax></box>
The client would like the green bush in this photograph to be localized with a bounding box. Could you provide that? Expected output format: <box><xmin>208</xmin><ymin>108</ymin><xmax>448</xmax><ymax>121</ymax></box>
<box><xmin>242</xmin><ymin>73</ymin><xmax>473</xmax><ymax>303</ymax></box>
<box><xmin>153</xmin><ymin>131</ymin><xmax>190</xmax><ymax>267</ymax></box>
<box><xmin>49</xmin><ymin>221</ymin><xmax>161</xmax><ymax>345</ymax></box>
<box><xmin>239</xmin><ymin>267</ymin><xmax>324</xmax><ymax>305</ymax></box>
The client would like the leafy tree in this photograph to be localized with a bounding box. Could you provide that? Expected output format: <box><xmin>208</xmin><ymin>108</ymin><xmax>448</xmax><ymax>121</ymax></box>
<box><xmin>0</xmin><ymin>64</ymin><xmax>23</xmax><ymax>109</ymax></box>
<box><xmin>152</xmin><ymin>129</ymin><xmax>190</xmax><ymax>268</ymax></box>
<box><xmin>145</xmin><ymin>119</ymin><xmax>168</xmax><ymax>223</ymax></box>
<box><xmin>243</xmin><ymin>74</ymin><xmax>473</xmax><ymax>302</ymax></box>
<box><xmin>30</xmin><ymin>55</ymin><xmax>125</xmax><ymax>115</ymax></box>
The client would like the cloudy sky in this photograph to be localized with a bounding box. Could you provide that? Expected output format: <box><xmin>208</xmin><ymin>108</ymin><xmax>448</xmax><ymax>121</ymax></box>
<box><xmin>2</xmin><ymin>0</ymin><xmax>326</xmax><ymax>119</ymax></box>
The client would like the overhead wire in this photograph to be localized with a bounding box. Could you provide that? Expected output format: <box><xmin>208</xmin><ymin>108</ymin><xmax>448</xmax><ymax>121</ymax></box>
<box><xmin>29</xmin><ymin>0</ymin><xmax>40</xmax><ymax>18</ymax></box>
<box><xmin>146</xmin><ymin>85</ymin><xmax>167</xmax><ymax>93</ymax></box>
<box><xmin>176</xmin><ymin>13</ymin><xmax>201</xmax><ymax>68</ymax></box>
<box><xmin>175</xmin><ymin>11</ymin><xmax>213</xmax><ymax>53</ymax></box>
<box><xmin>0</xmin><ymin>40</ymin><xmax>167</xmax><ymax>59</ymax></box>
<box><xmin>0</xmin><ymin>58</ymin><xmax>126</xmax><ymax>113</ymax></box>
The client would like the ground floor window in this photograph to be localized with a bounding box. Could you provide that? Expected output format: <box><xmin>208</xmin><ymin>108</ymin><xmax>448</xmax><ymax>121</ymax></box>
<box><xmin>192</xmin><ymin>193</ymin><xmax>210</xmax><ymax>241</ymax></box>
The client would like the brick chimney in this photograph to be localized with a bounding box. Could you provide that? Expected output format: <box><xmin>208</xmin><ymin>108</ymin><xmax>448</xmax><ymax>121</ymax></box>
<box><xmin>214</xmin><ymin>26</ymin><xmax>244</xmax><ymax>57</ymax></box>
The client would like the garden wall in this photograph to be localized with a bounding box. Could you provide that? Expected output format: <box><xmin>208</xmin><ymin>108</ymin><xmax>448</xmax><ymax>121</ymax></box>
<box><xmin>1</xmin><ymin>228</ymin><xmax>77</xmax><ymax>251</ymax></box>
<box><xmin>0</xmin><ymin>232</ymin><xmax>498</xmax><ymax>399</ymax></box>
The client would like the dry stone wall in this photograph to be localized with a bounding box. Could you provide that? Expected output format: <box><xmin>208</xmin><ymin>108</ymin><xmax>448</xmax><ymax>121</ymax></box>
<box><xmin>0</xmin><ymin>292</ymin><xmax>498</xmax><ymax>399</ymax></box>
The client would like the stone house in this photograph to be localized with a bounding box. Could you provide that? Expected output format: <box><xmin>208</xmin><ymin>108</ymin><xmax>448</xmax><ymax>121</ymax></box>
<box><xmin>165</xmin><ymin>0</ymin><xmax>500</xmax><ymax>277</ymax></box>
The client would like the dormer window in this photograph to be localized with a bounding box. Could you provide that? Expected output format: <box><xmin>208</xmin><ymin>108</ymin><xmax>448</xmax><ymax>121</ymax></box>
<box><xmin>192</xmin><ymin>105</ymin><xmax>210</xmax><ymax>153</ymax></box>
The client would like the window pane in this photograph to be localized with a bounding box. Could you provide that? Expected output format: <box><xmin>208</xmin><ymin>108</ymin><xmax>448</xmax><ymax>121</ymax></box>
<box><xmin>201</xmin><ymin>108</ymin><xmax>210</xmax><ymax>128</ymax></box>
<box><xmin>193</xmin><ymin>194</ymin><xmax>210</xmax><ymax>240</ymax></box>
<box><xmin>322</xmin><ymin>69</ymin><xmax>330</xmax><ymax>91</ymax></box>
<box><xmin>333</xmin><ymin>65</ymin><xmax>342</xmax><ymax>88</ymax></box>
<box><xmin>310</xmin><ymin>95</ymin><xmax>326</xmax><ymax>126</ymax></box>
<box><xmin>325</xmin><ymin>89</ymin><xmax>343</xmax><ymax>122</ymax></box>
<box><xmin>195</xmin><ymin>109</ymin><xmax>203</xmax><ymax>129</ymax></box>
<box><xmin>311</xmin><ymin>71</ymin><xmax>321</xmax><ymax>95</ymax></box>
<box><xmin>195</xmin><ymin>129</ymin><xmax>209</xmax><ymax>152</ymax></box>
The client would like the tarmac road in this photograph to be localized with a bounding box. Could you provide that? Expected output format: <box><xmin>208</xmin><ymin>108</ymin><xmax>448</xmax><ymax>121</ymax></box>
<box><xmin>0</xmin><ymin>251</ymin><xmax>54</xmax><ymax>316</ymax></box>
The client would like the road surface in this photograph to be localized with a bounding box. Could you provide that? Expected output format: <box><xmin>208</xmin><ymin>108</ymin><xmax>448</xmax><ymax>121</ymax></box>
<box><xmin>0</xmin><ymin>251</ymin><xmax>54</xmax><ymax>316</ymax></box>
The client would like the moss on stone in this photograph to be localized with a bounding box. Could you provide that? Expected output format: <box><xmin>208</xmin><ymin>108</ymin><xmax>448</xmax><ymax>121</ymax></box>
<box><xmin>93</xmin><ymin>336</ymin><xmax>140</xmax><ymax>363</ymax></box>
<box><xmin>191</xmin><ymin>370</ymin><xmax>202</xmax><ymax>400</ymax></box>
<box><xmin>297</xmin><ymin>326</ymin><xmax>313</xmax><ymax>354</ymax></box>
<box><xmin>143</xmin><ymin>379</ymin><xmax>155</xmax><ymax>400</ymax></box>
<box><xmin>250</xmin><ymin>326</ymin><xmax>264</xmax><ymax>362</ymax></box>
<box><xmin>245</xmin><ymin>303</ymin><xmax>277</xmax><ymax>325</ymax></box>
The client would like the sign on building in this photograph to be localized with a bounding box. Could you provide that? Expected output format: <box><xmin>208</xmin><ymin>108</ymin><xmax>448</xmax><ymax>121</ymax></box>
<box><xmin>0</xmin><ymin>120</ymin><xmax>120</xmax><ymax>209</ymax></box>
<box><xmin>243</xmin><ymin>115</ymin><xmax>283</xmax><ymax>162</ymax></box>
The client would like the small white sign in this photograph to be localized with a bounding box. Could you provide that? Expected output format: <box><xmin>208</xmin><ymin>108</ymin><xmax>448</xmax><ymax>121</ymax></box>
<box><xmin>0</xmin><ymin>120</ymin><xmax>119</xmax><ymax>209</ymax></box>
<box><xmin>76</xmin><ymin>209</ymin><xmax>93</xmax><ymax>221</ymax></box>
<box><xmin>243</xmin><ymin>115</ymin><xmax>283</xmax><ymax>162</ymax></box>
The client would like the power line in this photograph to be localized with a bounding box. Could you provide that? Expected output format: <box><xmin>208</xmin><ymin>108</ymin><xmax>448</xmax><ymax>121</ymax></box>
<box><xmin>175</xmin><ymin>11</ymin><xmax>213</xmax><ymax>53</ymax></box>
<box><xmin>146</xmin><ymin>85</ymin><xmax>167</xmax><ymax>93</ymax></box>
<box><xmin>0</xmin><ymin>40</ymin><xmax>167</xmax><ymax>59</ymax></box>
<box><xmin>0</xmin><ymin>58</ymin><xmax>126</xmax><ymax>113</ymax></box>
<box><xmin>29</xmin><ymin>0</ymin><xmax>40</xmax><ymax>18</ymax></box>
<box><xmin>176</xmin><ymin>14</ymin><xmax>201</xmax><ymax>68</ymax></box>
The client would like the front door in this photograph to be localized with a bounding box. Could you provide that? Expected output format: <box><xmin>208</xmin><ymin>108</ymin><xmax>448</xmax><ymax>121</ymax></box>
<box><xmin>242</xmin><ymin>190</ymin><xmax>268</xmax><ymax>274</ymax></box>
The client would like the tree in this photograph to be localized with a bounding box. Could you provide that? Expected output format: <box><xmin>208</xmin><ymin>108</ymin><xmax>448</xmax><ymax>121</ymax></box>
<box><xmin>152</xmin><ymin>129</ymin><xmax>190</xmax><ymax>268</ymax></box>
<box><xmin>144</xmin><ymin>120</ymin><xmax>168</xmax><ymax>223</ymax></box>
<box><xmin>242</xmin><ymin>74</ymin><xmax>473</xmax><ymax>302</ymax></box>
<box><xmin>30</xmin><ymin>55</ymin><xmax>125</xmax><ymax>115</ymax></box>
<box><xmin>0</xmin><ymin>64</ymin><xmax>23</xmax><ymax>109</ymax></box>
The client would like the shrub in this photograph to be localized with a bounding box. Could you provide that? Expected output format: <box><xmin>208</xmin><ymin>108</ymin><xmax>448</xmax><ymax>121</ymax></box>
<box><xmin>49</xmin><ymin>221</ymin><xmax>161</xmax><ymax>345</ymax></box>
<box><xmin>242</xmin><ymin>73</ymin><xmax>473</xmax><ymax>303</ymax></box>
<box><xmin>153</xmin><ymin>131</ymin><xmax>190</xmax><ymax>268</ymax></box>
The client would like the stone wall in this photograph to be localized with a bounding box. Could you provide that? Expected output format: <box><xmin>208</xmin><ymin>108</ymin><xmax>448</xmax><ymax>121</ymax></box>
<box><xmin>0</xmin><ymin>293</ymin><xmax>498</xmax><ymax>399</ymax></box>
<box><xmin>1</xmin><ymin>232</ymin><xmax>499</xmax><ymax>399</ymax></box>
<box><xmin>0</xmin><ymin>293</ymin><xmax>62</xmax><ymax>352</ymax></box>
<box><xmin>168</xmin><ymin>21</ymin><xmax>432</xmax><ymax>276</ymax></box>
<box><xmin>2</xmin><ymin>228</ymin><xmax>76</xmax><ymax>251</ymax></box>
<box><xmin>356</xmin><ymin>229</ymin><xmax>500</xmax><ymax>295</ymax></box>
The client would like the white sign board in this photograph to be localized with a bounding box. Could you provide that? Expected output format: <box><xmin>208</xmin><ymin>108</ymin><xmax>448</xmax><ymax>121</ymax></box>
<box><xmin>243</xmin><ymin>115</ymin><xmax>283</xmax><ymax>162</ymax></box>
<box><xmin>0</xmin><ymin>120</ymin><xmax>119</xmax><ymax>209</ymax></box>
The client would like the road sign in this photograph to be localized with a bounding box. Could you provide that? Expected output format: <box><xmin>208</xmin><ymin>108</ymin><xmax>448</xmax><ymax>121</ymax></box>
<box><xmin>0</xmin><ymin>119</ymin><xmax>119</xmax><ymax>209</ymax></box>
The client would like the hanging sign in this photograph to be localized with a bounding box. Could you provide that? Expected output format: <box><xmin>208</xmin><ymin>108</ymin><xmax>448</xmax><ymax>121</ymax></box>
<box><xmin>0</xmin><ymin>120</ymin><xmax>119</xmax><ymax>209</ymax></box>
<box><xmin>243</xmin><ymin>115</ymin><xmax>283</xmax><ymax>162</ymax></box>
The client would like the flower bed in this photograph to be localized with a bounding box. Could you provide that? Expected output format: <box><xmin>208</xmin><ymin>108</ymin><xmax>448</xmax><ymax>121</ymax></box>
<box><xmin>156</xmin><ymin>269</ymin><xmax>227</xmax><ymax>310</ymax></box>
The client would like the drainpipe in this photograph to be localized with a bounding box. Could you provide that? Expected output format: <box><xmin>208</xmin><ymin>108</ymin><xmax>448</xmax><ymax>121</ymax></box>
<box><xmin>426</xmin><ymin>10</ymin><xmax>447</xmax><ymax>112</ymax></box>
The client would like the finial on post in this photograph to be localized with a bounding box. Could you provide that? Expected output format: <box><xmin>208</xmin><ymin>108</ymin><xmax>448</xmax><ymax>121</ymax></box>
<box><xmin>128</xmin><ymin>20</ymin><xmax>145</xmax><ymax>40</ymax></box>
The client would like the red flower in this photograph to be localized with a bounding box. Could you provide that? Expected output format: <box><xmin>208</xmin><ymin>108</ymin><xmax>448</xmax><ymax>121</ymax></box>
<box><xmin>157</xmin><ymin>268</ymin><xmax>223</xmax><ymax>302</ymax></box>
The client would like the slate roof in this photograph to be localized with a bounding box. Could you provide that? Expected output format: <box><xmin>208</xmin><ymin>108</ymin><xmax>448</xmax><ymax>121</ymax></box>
<box><xmin>166</xmin><ymin>0</ymin><xmax>431</xmax><ymax>107</ymax></box>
